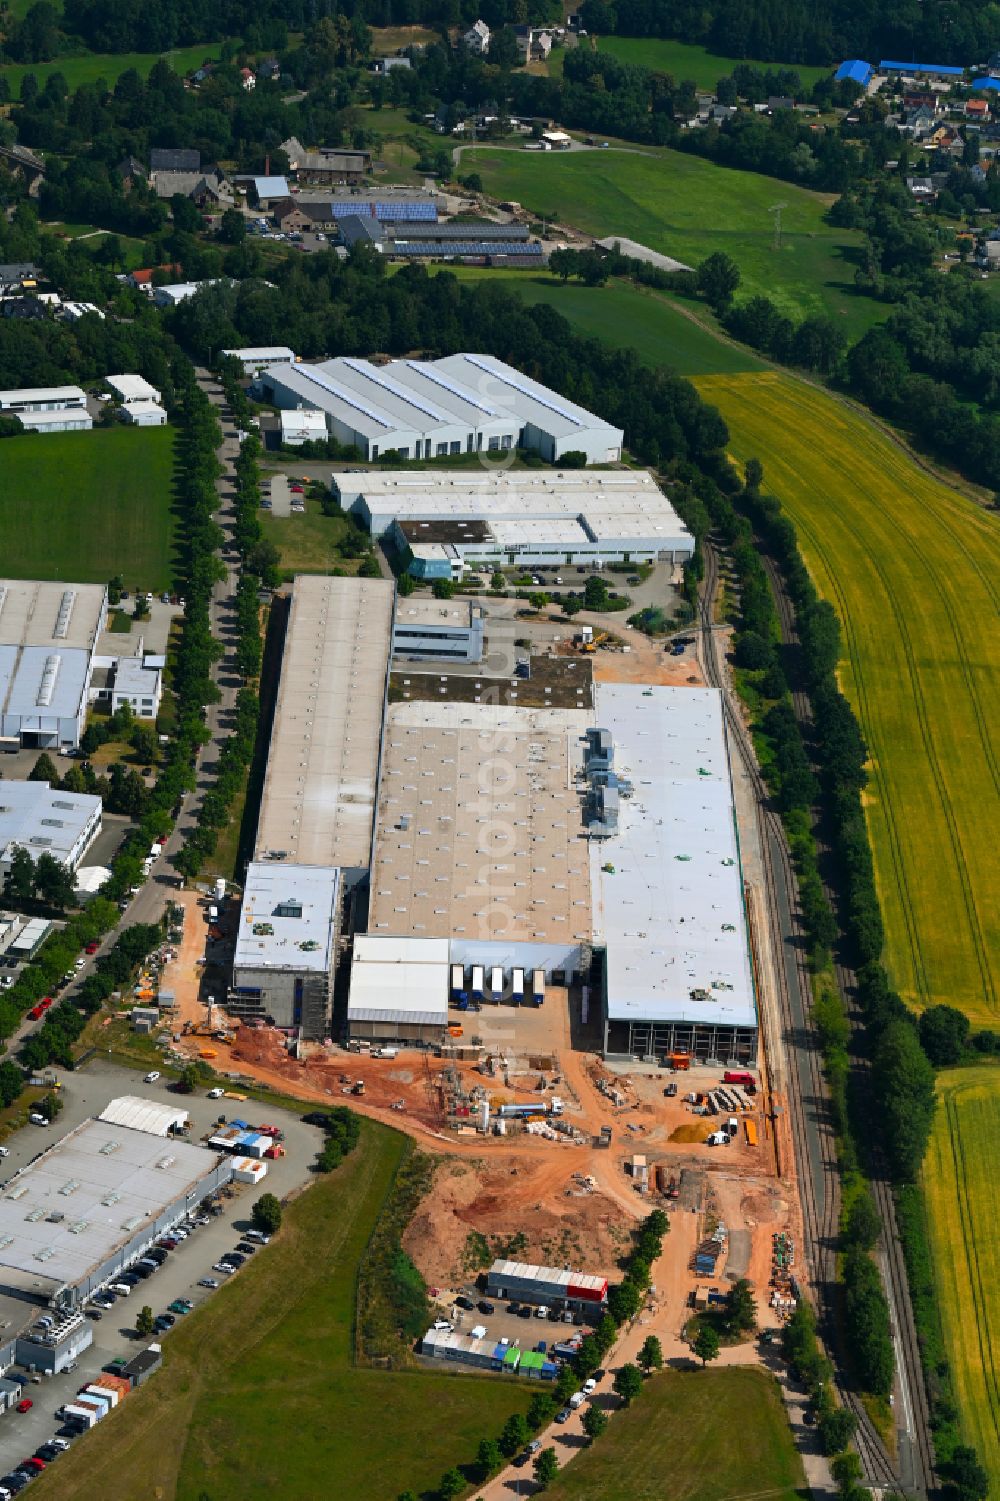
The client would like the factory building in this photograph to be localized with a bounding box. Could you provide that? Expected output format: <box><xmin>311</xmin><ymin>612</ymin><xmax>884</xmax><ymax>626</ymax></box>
<box><xmin>259</xmin><ymin>353</ymin><xmax>623</xmax><ymax>464</ymax></box>
<box><xmin>337</xmin><ymin>468</ymin><xmax>694</xmax><ymax>573</ymax></box>
<box><xmin>223</xmin><ymin>345</ymin><xmax>297</xmax><ymax>375</ymax></box>
<box><xmin>593</xmin><ymin>685</ymin><xmax>757</xmax><ymax>1064</ymax></box>
<box><xmin>237</xmin><ymin>576</ymin><xmax>395</xmax><ymax>1038</ymax></box>
<box><xmin>347</xmin><ymin>935</ymin><xmax>449</xmax><ymax>1046</ymax></box>
<box><xmin>485</xmin><ymin>1260</ymin><xmax>608</xmax><ymax>1312</ymax></box>
<box><xmin>0</xmin><ymin>579</ymin><xmax>108</xmax><ymax>750</ymax></box>
<box><xmin>0</xmin><ymin>385</ymin><xmax>92</xmax><ymax>433</ymax></box>
<box><xmin>253</xmin><ymin>575</ymin><xmax>394</xmax><ymax>877</ymax></box>
<box><xmin>392</xmin><ymin>597</ymin><xmax>484</xmax><ymax>663</ymax></box>
<box><xmin>232</xmin><ymin>861</ymin><xmax>340</xmax><ymax>1033</ymax></box>
<box><xmin>0</xmin><ymin>779</ymin><xmax>101</xmax><ymax>884</ymax></box>
<box><xmin>0</xmin><ymin>1102</ymin><xmax>232</xmax><ymax>1315</ymax></box>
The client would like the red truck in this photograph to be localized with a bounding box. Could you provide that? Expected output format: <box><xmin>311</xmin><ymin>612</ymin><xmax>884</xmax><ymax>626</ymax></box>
<box><xmin>723</xmin><ymin>1071</ymin><xmax>756</xmax><ymax>1091</ymax></box>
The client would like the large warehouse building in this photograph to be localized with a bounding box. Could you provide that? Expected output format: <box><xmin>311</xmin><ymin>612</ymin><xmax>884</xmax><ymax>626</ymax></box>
<box><xmin>0</xmin><ymin>579</ymin><xmax>107</xmax><ymax>750</ymax></box>
<box><xmin>364</xmin><ymin>685</ymin><xmax>756</xmax><ymax>1064</ymax></box>
<box><xmin>259</xmin><ymin>354</ymin><xmax>623</xmax><ymax>464</ymax></box>
<box><xmin>0</xmin><ymin>1100</ymin><xmax>232</xmax><ymax>1316</ymax></box>
<box><xmin>335</xmin><ymin>468</ymin><xmax>693</xmax><ymax>574</ymax></box>
<box><xmin>486</xmin><ymin>1259</ymin><xmax>608</xmax><ymax>1313</ymax></box>
<box><xmin>0</xmin><ymin>779</ymin><xmax>102</xmax><ymax>884</ymax></box>
<box><xmin>236</xmin><ymin>575</ymin><xmax>395</xmax><ymax>1036</ymax></box>
<box><xmin>347</xmin><ymin>935</ymin><xmax>450</xmax><ymax>1045</ymax></box>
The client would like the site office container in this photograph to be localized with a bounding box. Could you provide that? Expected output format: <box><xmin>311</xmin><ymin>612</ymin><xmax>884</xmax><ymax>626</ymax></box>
<box><xmin>511</xmin><ymin>968</ymin><xmax>525</xmax><ymax>1004</ymax></box>
<box><xmin>63</xmin><ymin>1403</ymin><xmax>100</xmax><ymax>1426</ymax></box>
<box><xmin>83</xmin><ymin>1382</ymin><xmax>118</xmax><ymax>1408</ymax></box>
<box><xmin>93</xmin><ymin>1374</ymin><xmax>130</xmax><ymax>1402</ymax></box>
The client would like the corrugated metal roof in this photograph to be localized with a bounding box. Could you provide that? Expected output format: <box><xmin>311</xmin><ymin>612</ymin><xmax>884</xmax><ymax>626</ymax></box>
<box><xmin>489</xmin><ymin>1258</ymin><xmax>608</xmax><ymax>1293</ymax></box>
<box><xmin>834</xmin><ymin>59</ymin><xmax>873</xmax><ymax>84</ymax></box>
<box><xmin>97</xmin><ymin>1096</ymin><xmax>189</xmax><ymax>1136</ymax></box>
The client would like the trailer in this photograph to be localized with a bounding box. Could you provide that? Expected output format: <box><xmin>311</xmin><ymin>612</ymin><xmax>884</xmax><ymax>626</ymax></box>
<box><xmin>490</xmin><ymin>966</ymin><xmax>504</xmax><ymax>1002</ymax></box>
<box><xmin>511</xmin><ymin>968</ymin><xmax>525</xmax><ymax>1005</ymax></box>
<box><xmin>497</xmin><ymin>1097</ymin><xmax>564</xmax><ymax>1120</ymax></box>
<box><xmin>744</xmin><ymin>1118</ymin><xmax>758</xmax><ymax>1146</ymax></box>
<box><xmin>531</xmin><ymin>969</ymin><xmax>545</xmax><ymax>1007</ymax></box>
<box><xmin>450</xmin><ymin>964</ymin><xmax>467</xmax><ymax>1004</ymax></box>
<box><xmin>471</xmin><ymin>966</ymin><xmax>485</xmax><ymax>1002</ymax></box>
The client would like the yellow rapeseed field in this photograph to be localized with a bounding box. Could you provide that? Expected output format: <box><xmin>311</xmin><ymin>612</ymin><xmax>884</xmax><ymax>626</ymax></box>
<box><xmin>924</xmin><ymin>1067</ymin><xmax>1000</xmax><ymax>1482</ymax></box>
<box><xmin>695</xmin><ymin>372</ymin><xmax>1000</xmax><ymax>1025</ymax></box>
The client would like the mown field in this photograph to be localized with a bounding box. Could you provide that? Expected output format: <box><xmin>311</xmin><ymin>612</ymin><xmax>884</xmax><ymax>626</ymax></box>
<box><xmin>259</xmin><ymin>495</ymin><xmax>361</xmax><ymax>577</ymax></box>
<box><xmin>0</xmin><ymin>40</ymin><xmax>227</xmax><ymax>94</ymax></box>
<box><xmin>459</xmin><ymin>146</ymin><xmax>879</xmax><ymax>336</ymax></box>
<box><xmin>695</xmin><ymin>372</ymin><xmax>1000</xmax><ymax>1025</ymax></box>
<box><xmin>443</xmin><ymin>268</ymin><xmax>764</xmax><ymax>375</ymax></box>
<box><xmin>39</xmin><ymin>1123</ymin><xmax>532</xmax><ymax>1501</ymax></box>
<box><xmin>594</xmin><ymin>35</ymin><xmax>830</xmax><ymax>91</ymax></box>
<box><xmin>546</xmin><ymin>1367</ymin><xmax>807</xmax><ymax>1500</ymax></box>
<box><xmin>1</xmin><ymin>426</ymin><xmax>177</xmax><ymax>591</ymax></box>
<box><xmin>923</xmin><ymin>1066</ymin><xmax>1000</xmax><ymax>1488</ymax></box>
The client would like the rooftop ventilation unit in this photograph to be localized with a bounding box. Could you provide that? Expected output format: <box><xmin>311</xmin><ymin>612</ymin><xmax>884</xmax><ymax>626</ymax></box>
<box><xmin>53</xmin><ymin>589</ymin><xmax>76</xmax><ymax>639</ymax></box>
<box><xmin>6</xmin><ymin>1185</ymin><xmax>28</xmax><ymax>1201</ymax></box>
<box><xmin>25</xmin><ymin>1209</ymin><xmax>45</xmax><ymax>1223</ymax></box>
<box><xmin>36</xmin><ymin>653</ymin><xmax>61</xmax><ymax>707</ymax></box>
<box><xmin>68</xmin><ymin>1219</ymin><xmax>90</xmax><ymax>1235</ymax></box>
<box><xmin>34</xmin><ymin>1247</ymin><xmax>54</xmax><ymax>1263</ymax></box>
<box><xmin>0</xmin><ymin>1235</ymin><xmax>14</xmax><ymax>1252</ymax></box>
<box><xmin>99</xmin><ymin>1141</ymin><xmax>121</xmax><ymax>1156</ymax></box>
<box><xmin>156</xmin><ymin>1156</ymin><xmax>176</xmax><ymax>1170</ymax></box>
<box><xmin>101</xmin><ymin>1191</ymin><xmax>121</xmax><ymax>1207</ymax></box>
<box><xmin>59</xmin><ymin>1179</ymin><xmax>81</xmax><ymax>1196</ymax></box>
<box><xmin>121</xmin><ymin>1215</ymin><xmax>144</xmax><ymax>1232</ymax></box>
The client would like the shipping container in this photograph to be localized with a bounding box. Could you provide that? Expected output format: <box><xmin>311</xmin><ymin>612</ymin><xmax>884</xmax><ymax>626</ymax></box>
<box><xmin>531</xmin><ymin>969</ymin><xmax>545</xmax><ymax>1006</ymax></box>
<box><xmin>83</xmin><ymin>1383</ymin><xmax>118</xmax><ymax>1408</ymax></box>
<box><xmin>490</xmin><ymin>966</ymin><xmax>504</xmax><ymax>1001</ymax></box>
<box><xmin>471</xmin><ymin>965</ymin><xmax>485</xmax><ymax>1000</ymax></box>
<box><xmin>62</xmin><ymin>1404</ymin><xmax>99</xmax><ymax>1427</ymax></box>
<box><xmin>511</xmin><ymin>967</ymin><xmax>525</xmax><ymax>1004</ymax></box>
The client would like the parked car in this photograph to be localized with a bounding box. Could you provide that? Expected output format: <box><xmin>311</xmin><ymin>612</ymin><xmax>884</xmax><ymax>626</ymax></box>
<box><xmin>143</xmin><ymin>1071</ymin><xmax>160</xmax><ymax>1083</ymax></box>
<box><xmin>555</xmin><ymin>1408</ymin><xmax>571</xmax><ymax>1424</ymax></box>
<box><xmin>582</xmin><ymin>1377</ymin><xmax>598</xmax><ymax>1395</ymax></box>
<box><xmin>212</xmin><ymin>1263</ymin><xmax>235</xmax><ymax>1275</ymax></box>
<box><xmin>15</xmin><ymin>1401</ymin><xmax>31</xmax><ymax>1415</ymax></box>
<box><xmin>432</xmin><ymin>1319</ymin><xmax>452</xmax><ymax>1332</ymax></box>
<box><xmin>84</xmin><ymin>942</ymin><xmax>99</xmax><ymax>954</ymax></box>
<box><xmin>454</xmin><ymin>1295</ymin><xmax>474</xmax><ymax>1311</ymax></box>
<box><xmin>198</xmin><ymin>1277</ymin><xmax>219</xmax><ymax>1289</ymax></box>
<box><xmin>477</xmin><ymin>1300</ymin><xmax>495</xmax><ymax>1315</ymax></box>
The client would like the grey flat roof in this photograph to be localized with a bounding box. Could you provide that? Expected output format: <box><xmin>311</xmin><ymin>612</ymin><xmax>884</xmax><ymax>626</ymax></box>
<box><xmin>370</xmin><ymin>701</ymin><xmax>593</xmax><ymax>942</ymax></box>
<box><xmin>0</xmin><ymin>1114</ymin><xmax>224</xmax><ymax>1296</ymax></box>
<box><xmin>591</xmin><ymin>685</ymin><xmax>756</xmax><ymax>1029</ymax></box>
<box><xmin>235</xmin><ymin>862</ymin><xmax>340</xmax><ymax>974</ymax></box>
<box><xmin>0</xmin><ymin>579</ymin><xmax>106</xmax><ymax>653</ymax></box>
<box><xmin>434</xmin><ymin>353</ymin><xmax>623</xmax><ymax>443</ymax></box>
<box><xmin>394</xmin><ymin>597</ymin><xmax>477</xmax><ymax>630</ymax></box>
<box><xmin>0</xmin><ymin>780</ymin><xmax>100</xmax><ymax>867</ymax></box>
<box><xmin>254</xmin><ymin>576</ymin><xmax>394</xmax><ymax>869</ymax></box>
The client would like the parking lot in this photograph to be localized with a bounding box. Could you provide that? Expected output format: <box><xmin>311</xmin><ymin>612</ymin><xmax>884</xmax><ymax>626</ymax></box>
<box><xmin>429</xmin><ymin>1283</ymin><xmax>593</xmax><ymax>1357</ymax></box>
<box><xmin>0</xmin><ymin>1060</ymin><xmax>327</xmax><ymax>1476</ymax></box>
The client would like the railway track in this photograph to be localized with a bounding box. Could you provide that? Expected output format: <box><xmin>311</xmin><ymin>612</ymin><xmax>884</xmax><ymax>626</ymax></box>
<box><xmin>699</xmin><ymin>542</ymin><xmax>914</xmax><ymax>1494</ymax></box>
<box><xmin>759</xmin><ymin>551</ymin><xmax>936</xmax><ymax>1496</ymax></box>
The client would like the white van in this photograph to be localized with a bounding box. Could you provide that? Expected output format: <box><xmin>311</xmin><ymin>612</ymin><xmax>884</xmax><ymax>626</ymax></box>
<box><xmin>569</xmin><ymin>1391</ymin><xmax>586</xmax><ymax>1409</ymax></box>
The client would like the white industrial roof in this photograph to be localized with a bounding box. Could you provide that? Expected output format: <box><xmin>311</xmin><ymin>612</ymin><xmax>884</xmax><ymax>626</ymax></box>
<box><xmin>394</xmin><ymin>597</ymin><xmax>477</xmax><ymax>629</ymax></box>
<box><xmin>264</xmin><ymin>355</ymin><xmax>622</xmax><ymax>450</ymax></box>
<box><xmin>591</xmin><ymin>684</ymin><xmax>756</xmax><ymax>1030</ymax></box>
<box><xmin>105</xmin><ymin>373</ymin><xmax>159</xmax><ymax>403</ymax></box>
<box><xmin>0</xmin><ymin>780</ymin><xmax>100</xmax><ymax>867</ymax></box>
<box><xmin>489</xmin><ymin>1259</ymin><xmax>607</xmax><ymax>1291</ymax></box>
<box><xmin>348</xmin><ymin>935</ymin><xmax>449</xmax><ymax>1023</ymax></box>
<box><xmin>97</xmin><ymin>1096</ymin><xmax>189</xmax><ymax>1136</ymax></box>
<box><xmin>0</xmin><ymin>643</ymin><xmax>92</xmax><ymax>724</ymax></box>
<box><xmin>224</xmin><ymin>346</ymin><xmax>296</xmax><ymax>364</ymax></box>
<box><xmin>123</xmin><ymin>400</ymin><xmax>166</xmax><ymax>422</ymax></box>
<box><xmin>255</xmin><ymin>576</ymin><xmax>394</xmax><ymax>869</ymax></box>
<box><xmin>0</xmin><ymin>1114</ymin><xmax>221</xmax><ymax>1295</ymax></box>
<box><xmin>234</xmin><ymin>862</ymin><xmax>340</xmax><ymax>974</ymax></box>
<box><xmin>0</xmin><ymin>385</ymin><xmax>87</xmax><ymax>409</ymax></box>
<box><xmin>13</xmin><ymin>408</ymin><xmax>92</xmax><ymax>428</ymax></box>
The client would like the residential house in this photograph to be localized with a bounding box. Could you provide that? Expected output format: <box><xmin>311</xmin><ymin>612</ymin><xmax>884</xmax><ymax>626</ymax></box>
<box><xmin>150</xmin><ymin>147</ymin><xmax>201</xmax><ymax>173</ymax></box>
<box><xmin>966</xmin><ymin>98</ymin><xmax>990</xmax><ymax>120</ymax></box>
<box><xmin>0</xmin><ymin>263</ymin><xmax>41</xmax><ymax>295</ymax></box>
<box><xmin>514</xmin><ymin>25</ymin><xmax>552</xmax><ymax>62</ymax></box>
<box><xmin>273</xmin><ymin>199</ymin><xmax>338</xmax><ymax>232</ymax></box>
<box><xmin>127</xmin><ymin>263</ymin><xmax>184</xmax><ymax>292</ymax></box>
<box><xmin>152</xmin><ymin>168</ymin><xmax>232</xmax><ymax>207</ymax></box>
<box><xmin>463</xmin><ymin>20</ymin><xmax>490</xmax><ymax>54</ymax></box>
<box><xmin>240</xmin><ymin>67</ymin><xmax>256</xmax><ymax>91</ymax></box>
<box><xmin>371</xmin><ymin>56</ymin><xmax>411</xmax><ymax>74</ymax></box>
<box><xmin>768</xmin><ymin>95</ymin><xmax>795</xmax><ymax>111</ymax></box>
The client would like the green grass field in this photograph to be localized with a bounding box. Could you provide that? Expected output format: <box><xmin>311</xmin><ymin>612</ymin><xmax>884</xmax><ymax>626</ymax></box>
<box><xmin>460</xmin><ymin>146</ymin><xmax>879</xmax><ymax>336</ymax></box>
<box><xmin>695</xmin><ymin>372</ymin><xmax>1000</xmax><ymax>1024</ymax></box>
<box><xmin>546</xmin><ymin>1367</ymin><xmax>807</xmax><ymax>1500</ymax></box>
<box><xmin>594</xmin><ymin>35</ymin><xmax>830</xmax><ymax>91</ymax></box>
<box><xmin>259</xmin><ymin>496</ymin><xmax>362</xmax><ymax>577</ymax></box>
<box><xmin>444</xmin><ymin>268</ymin><xmax>764</xmax><ymax>375</ymax></box>
<box><xmin>0</xmin><ymin>426</ymin><xmax>177</xmax><ymax>591</ymax></box>
<box><xmin>39</xmin><ymin>1123</ymin><xmax>532</xmax><ymax>1501</ymax></box>
<box><xmin>0</xmin><ymin>41</ymin><xmax>227</xmax><ymax>94</ymax></box>
<box><xmin>924</xmin><ymin>1066</ymin><xmax>1000</xmax><ymax>1487</ymax></box>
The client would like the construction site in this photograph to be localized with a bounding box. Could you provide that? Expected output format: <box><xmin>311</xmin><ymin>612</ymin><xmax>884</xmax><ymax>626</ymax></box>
<box><xmin>133</xmin><ymin>562</ymin><xmax>807</xmax><ymax>1362</ymax></box>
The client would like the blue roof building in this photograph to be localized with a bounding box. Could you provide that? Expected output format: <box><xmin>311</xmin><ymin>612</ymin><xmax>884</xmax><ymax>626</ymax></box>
<box><xmin>972</xmin><ymin>76</ymin><xmax>1000</xmax><ymax>92</ymax></box>
<box><xmin>835</xmin><ymin>59</ymin><xmax>874</xmax><ymax>87</ymax></box>
<box><xmin>879</xmin><ymin>60</ymin><xmax>965</xmax><ymax>77</ymax></box>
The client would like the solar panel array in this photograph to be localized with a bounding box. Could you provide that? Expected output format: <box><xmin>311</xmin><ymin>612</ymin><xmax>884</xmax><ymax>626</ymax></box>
<box><xmin>393</xmin><ymin>240</ymin><xmax>543</xmax><ymax>258</ymax></box>
<box><xmin>296</xmin><ymin>365</ymin><xmax>390</xmax><ymax>428</ymax></box>
<box><xmin>328</xmin><ymin>200</ymin><xmax>438</xmax><ymax>222</ymax></box>
<box><xmin>395</xmin><ymin>221</ymin><xmax>530</xmax><ymax>241</ymax></box>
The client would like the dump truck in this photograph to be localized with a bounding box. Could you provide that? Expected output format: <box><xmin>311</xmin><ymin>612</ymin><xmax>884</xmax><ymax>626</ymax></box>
<box><xmin>351</xmin><ymin>1080</ymin><xmax>366</xmax><ymax>1096</ymax></box>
